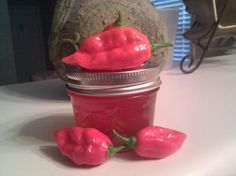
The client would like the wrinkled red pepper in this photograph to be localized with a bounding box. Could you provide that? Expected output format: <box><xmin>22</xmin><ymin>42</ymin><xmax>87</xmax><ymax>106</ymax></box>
<box><xmin>113</xmin><ymin>126</ymin><xmax>186</xmax><ymax>159</ymax></box>
<box><xmin>54</xmin><ymin>127</ymin><xmax>125</xmax><ymax>166</ymax></box>
<box><xmin>62</xmin><ymin>26</ymin><xmax>151</xmax><ymax>71</ymax></box>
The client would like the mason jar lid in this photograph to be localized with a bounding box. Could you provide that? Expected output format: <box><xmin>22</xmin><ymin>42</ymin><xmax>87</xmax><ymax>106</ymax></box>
<box><xmin>65</xmin><ymin>63</ymin><xmax>162</xmax><ymax>96</ymax></box>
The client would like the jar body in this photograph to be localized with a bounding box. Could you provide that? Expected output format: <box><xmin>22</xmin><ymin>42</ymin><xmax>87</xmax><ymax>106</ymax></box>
<box><xmin>68</xmin><ymin>89</ymin><xmax>158</xmax><ymax>138</ymax></box>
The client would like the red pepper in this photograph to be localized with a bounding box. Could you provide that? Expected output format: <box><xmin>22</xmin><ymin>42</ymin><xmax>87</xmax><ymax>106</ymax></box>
<box><xmin>62</xmin><ymin>26</ymin><xmax>151</xmax><ymax>71</ymax></box>
<box><xmin>54</xmin><ymin>127</ymin><xmax>125</xmax><ymax>166</ymax></box>
<box><xmin>113</xmin><ymin>126</ymin><xmax>186</xmax><ymax>159</ymax></box>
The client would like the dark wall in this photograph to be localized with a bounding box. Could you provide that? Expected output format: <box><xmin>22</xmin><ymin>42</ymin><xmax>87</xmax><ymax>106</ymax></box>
<box><xmin>6</xmin><ymin>0</ymin><xmax>56</xmax><ymax>84</ymax></box>
<box><xmin>40</xmin><ymin>0</ymin><xmax>57</xmax><ymax>70</ymax></box>
<box><xmin>0</xmin><ymin>0</ymin><xmax>17</xmax><ymax>85</ymax></box>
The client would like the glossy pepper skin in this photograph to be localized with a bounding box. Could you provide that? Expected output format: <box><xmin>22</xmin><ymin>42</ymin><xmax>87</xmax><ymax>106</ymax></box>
<box><xmin>62</xmin><ymin>26</ymin><xmax>151</xmax><ymax>71</ymax></box>
<box><xmin>54</xmin><ymin>127</ymin><xmax>123</xmax><ymax>166</ymax></box>
<box><xmin>113</xmin><ymin>126</ymin><xmax>186</xmax><ymax>159</ymax></box>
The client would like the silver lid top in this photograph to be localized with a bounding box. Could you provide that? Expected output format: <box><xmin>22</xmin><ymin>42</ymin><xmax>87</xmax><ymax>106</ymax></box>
<box><xmin>65</xmin><ymin>63</ymin><xmax>161</xmax><ymax>96</ymax></box>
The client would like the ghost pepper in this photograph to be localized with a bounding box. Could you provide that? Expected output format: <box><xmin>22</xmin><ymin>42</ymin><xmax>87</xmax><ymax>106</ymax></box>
<box><xmin>62</xmin><ymin>26</ymin><xmax>151</xmax><ymax>71</ymax></box>
<box><xmin>113</xmin><ymin>126</ymin><xmax>186</xmax><ymax>159</ymax></box>
<box><xmin>54</xmin><ymin>127</ymin><xmax>125</xmax><ymax>166</ymax></box>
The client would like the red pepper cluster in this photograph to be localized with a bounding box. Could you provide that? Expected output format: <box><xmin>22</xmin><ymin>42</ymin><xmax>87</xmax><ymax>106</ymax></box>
<box><xmin>56</xmin><ymin>14</ymin><xmax>184</xmax><ymax>167</ymax></box>
<box><xmin>54</xmin><ymin>126</ymin><xmax>186</xmax><ymax>166</ymax></box>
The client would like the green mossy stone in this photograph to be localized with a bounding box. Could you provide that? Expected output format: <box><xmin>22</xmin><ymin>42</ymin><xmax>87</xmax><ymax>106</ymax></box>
<box><xmin>49</xmin><ymin>0</ymin><xmax>169</xmax><ymax>80</ymax></box>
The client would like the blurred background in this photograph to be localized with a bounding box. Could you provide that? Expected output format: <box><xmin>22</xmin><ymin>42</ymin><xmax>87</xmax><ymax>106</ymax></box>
<box><xmin>0</xmin><ymin>0</ymin><xmax>236</xmax><ymax>85</ymax></box>
<box><xmin>0</xmin><ymin>0</ymin><xmax>56</xmax><ymax>85</ymax></box>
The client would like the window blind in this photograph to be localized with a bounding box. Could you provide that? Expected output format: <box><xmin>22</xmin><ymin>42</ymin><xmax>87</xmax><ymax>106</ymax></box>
<box><xmin>150</xmin><ymin>0</ymin><xmax>191</xmax><ymax>60</ymax></box>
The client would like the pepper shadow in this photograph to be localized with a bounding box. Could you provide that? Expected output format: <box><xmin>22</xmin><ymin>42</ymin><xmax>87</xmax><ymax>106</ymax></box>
<box><xmin>3</xmin><ymin>79</ymin><xmax>69</xmax><ymax>101</ymax></box>
<box><xmin>40</xmin><ymin>145</ymin><xmax>78</xmax><ymax>168</ymax></box>
<box><xmin>20</xmin><ymin>114</ymin><xmax>75</xmax><ymax>142</ymax></box>
<box><xmin>115</xmin><ymin>151</ymin><xmax>160</xmax><ymax>162</ymax></box>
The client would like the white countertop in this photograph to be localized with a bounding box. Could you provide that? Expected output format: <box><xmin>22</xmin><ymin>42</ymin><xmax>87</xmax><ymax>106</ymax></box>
<box><xmin>1</xmin><ymin>54</ymin><xmax>236</xmax><ymax>176</ymax></box>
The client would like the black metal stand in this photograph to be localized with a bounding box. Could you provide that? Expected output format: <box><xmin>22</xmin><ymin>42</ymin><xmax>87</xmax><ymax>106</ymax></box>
<box><xmin>180</xmin><ymin>0</ymin><xmax>230</xmax><ymax>74</ymax></box>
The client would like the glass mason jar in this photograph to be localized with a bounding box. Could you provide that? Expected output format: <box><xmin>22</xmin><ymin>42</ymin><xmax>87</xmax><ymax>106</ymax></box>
<box><xmin>65</xmin><ymin>64</ymin><xmax>161</xmax><ymax>138</ymax></box>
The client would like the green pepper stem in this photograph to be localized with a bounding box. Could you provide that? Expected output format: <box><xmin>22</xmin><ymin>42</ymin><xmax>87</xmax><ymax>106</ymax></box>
<box><xmin>112</xmin><ymin>130</ymin><xmax>136</xmax><ymax>148</ymax></box>
<box><xmin>108</xmin><ymin>145</ymin><xmax>126</xmax><ymax>156</ymax></box>
<box><xmin>151</xmin><ymin>42</ymin><xmax>173</xmax><ymax>50</ymax></box>
<box><xmin>114</xmin><ymin>9</ymin><xmax>124</xmax><ymax>26</ymax></box>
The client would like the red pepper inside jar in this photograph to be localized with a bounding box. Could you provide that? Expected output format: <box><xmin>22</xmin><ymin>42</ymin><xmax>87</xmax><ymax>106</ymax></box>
<box><xmin>65</xmin><ymin>64</ymin><xmax>161</xmax><ymax>139</ymax></box>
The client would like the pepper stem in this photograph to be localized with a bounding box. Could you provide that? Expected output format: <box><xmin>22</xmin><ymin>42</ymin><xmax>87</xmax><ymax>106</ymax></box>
<box><xmin>114</xmin><ymin>9</ymin><xmax>124</xmax><ymax>26</ymax></box>
<box><xmin>151</xmin><ymin>42</ymin><xmax>173</xmax><ymax>51</ymax></box>
<box><xmin>108</xmin><ymin>145</ymin><xmax>126</xmax><ymax>156</ymax></box>
<box><xmin>113</xmin><ymin>130</ymin><xmax>136</xmax><ymax>148</ymax></box>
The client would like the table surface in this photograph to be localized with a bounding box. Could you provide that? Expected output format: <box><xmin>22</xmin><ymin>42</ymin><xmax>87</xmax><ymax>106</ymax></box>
<box><xmin>1</xmin><ymin>55</ymin><xmax>236</xmax><ymax>176</ymax></box>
